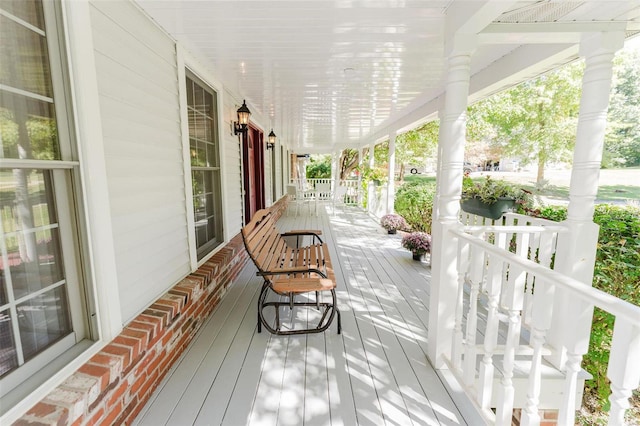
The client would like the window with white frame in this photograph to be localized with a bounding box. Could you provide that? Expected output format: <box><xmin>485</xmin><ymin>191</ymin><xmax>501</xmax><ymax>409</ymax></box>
<box><xmin>185</xmin><ymin>72</ymin><xmax>223</xmax><ymax>260</ymax></box>
<box><xmin>0</xmin><ymin>0</ymin><xmax>88</xmax><ymax>400</ymax></box>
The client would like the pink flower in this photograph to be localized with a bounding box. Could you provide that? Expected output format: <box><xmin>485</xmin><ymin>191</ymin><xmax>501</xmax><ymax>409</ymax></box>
<box><xmin>380</xmin><ymin>214</ymin><xmax>407</xmax><ymax>231</ymax></box>
<box><xmin>401</xmin><ymin>232</ymin><xmax>432</xmax><ymax>254</ymax></box>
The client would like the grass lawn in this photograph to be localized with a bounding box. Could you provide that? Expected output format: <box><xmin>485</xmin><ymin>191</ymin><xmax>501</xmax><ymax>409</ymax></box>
<box><xmin>400</xmin><ymin>169</ymin><xmax>640</xmax><ymax>205</ymax></box>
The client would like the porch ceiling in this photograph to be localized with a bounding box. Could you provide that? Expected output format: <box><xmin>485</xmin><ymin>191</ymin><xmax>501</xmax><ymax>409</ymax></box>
<box><xmin>135</xmin><ymin>0</ymin><xmax>640</xmax><ymax>152</ymax></box>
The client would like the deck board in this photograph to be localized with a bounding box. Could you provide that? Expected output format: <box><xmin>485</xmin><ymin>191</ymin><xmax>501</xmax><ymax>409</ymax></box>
<box><xmin>135</xmin><ymin>205</ymin><xmax>469</xmax><ymax>426</ymax></box>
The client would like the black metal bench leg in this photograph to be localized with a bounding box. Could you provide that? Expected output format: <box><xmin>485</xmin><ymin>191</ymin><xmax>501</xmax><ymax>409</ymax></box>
<box><xmin>330</xmin><ymin>289</ymin><xmax>341</xmax><ymax>334</ymax></box>
<box><xmin>257</xmin><ymin>281</ymin><xmax>270</xmax><ymax>333</ymax></box>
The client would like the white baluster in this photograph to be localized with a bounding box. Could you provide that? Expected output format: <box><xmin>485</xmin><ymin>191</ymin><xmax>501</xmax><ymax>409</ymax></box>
<box><xmin>477</xmin><ymin>254</ymin><xmax>503</xmax><ymax>408</ymax></box>
<box><xmin>537</xmin><ymin>229</ymin><xmax>555</xmax><ymax>268</ymax></box>
<box><xmin>607</xmin><ymin>319</ymin><xmax>640</xmax><ymax>424</ymax></box>
<box><xmin>495</xmin><ymin>252</ymin><xmax>526</xmax><ymax>425</ymax></box>
<box><xmin>522</xmin><ymin>231</ymin><xmax>540</xmax><ymax>327</ymax></box>
<box><xmin>463</xmin><ymin>238</ymin><xmax>484</xmax><ymax>386</ymax></box>
<box><xmin>520</xmin><ymin>327</ymin><xmax>544</xmax><ymax>426</ymax></box>
<box><xmin>493</xmin><ymin>232</ymin><xmax>510</xmax><ymax>293</ymax></box>
<box><xmin>520</xmin><ymin>268</ymin><xmax>555</xmax><ymax>426</ymax></box>
<box><xmin>608</xmin><ymin>384</ymin><xmax>632</xmax><ymax>426</ymax></box>
<box><xmin>452</xmin><ymin>239</ymin><xmax>470</xmax><ymax>370</ymax></box>
<box><xmin>495</xmin><ymin>308</ymin><xmax>521</xmax><ymax>425</ymax></box>
<box><xmin>558</xmin><ymin>352</ymin><xmax>583</xmax><ymax>425</ymax></box>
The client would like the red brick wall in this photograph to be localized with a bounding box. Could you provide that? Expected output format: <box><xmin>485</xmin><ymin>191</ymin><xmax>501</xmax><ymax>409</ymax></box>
<box><xmin>14</xmin><ymin>198</ymin><xmax>288</xmax><ymax>426</ymax></box>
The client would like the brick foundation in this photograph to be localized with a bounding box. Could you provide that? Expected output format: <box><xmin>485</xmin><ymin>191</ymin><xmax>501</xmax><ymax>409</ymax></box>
<box><xmin>14</xmin><ymin>198</ymin><xmax>287</xmax><ymax>426</ymax></box>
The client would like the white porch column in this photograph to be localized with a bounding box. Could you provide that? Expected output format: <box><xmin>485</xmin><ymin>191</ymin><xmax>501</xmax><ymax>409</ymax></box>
<box><xmin>332</xmin><ymin>150</ymin><xmax>339</xmax><ymax>189</ymax></box>
<box><xmin>367</xmin><ymin>143</ymin><xmax>376</xmax><ymax>215</ymax></box>
<box><xmin>296</xmin><ymin>156</ymin><xmax>307</xmax><ymax>190</ymax></box>
<box><xmin>386</xmin><ymin>132</ymin><xmax>397</xmax><ymax>214</ymax></box>
<box><xmin>428</xmin><ymin>35</ymin><xmax>476</xmax><ymax>368</ymax></box>
<box><xmin>544</xmin><ymin>31</ymin><xmax>624</xmax><ymax>426</ymax></box>
<box><xmin>433</xmin><ymin>108</ymin><xmax>446</xmax><ymax>222</ymax></box>
<box><xmin>358</xmin><ymin>147</ymin><xmax>365</xmax><ymax>206</ymax></box>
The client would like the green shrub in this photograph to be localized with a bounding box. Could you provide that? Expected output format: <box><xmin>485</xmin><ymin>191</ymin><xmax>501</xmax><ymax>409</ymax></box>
<box><xmin>306</xmin><ymin>160</ymin><xmax>331</xmax><ymax>179</ymax></box>
<box><xmin>537</xmin><ymin>204</ymin><xmax>640</xmax><ymax>414</ymax></box>
<box><xmin>394</xmin><ymin>181</ymin><xmax>436</xmax><ymax>233</ymax></box>
<box><xmin>533</xmin><ymin>205</ymin><xmax>568</xmax><ymax>222</ymax></box>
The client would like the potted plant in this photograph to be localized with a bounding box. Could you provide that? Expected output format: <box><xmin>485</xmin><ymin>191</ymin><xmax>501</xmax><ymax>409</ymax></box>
<box><xmin>461</xmin><ymin>175</ymin><xmax>530</xmax><ymax>220</ymax></box>
<box><xmin>401</xmin><ymin>232</ymin><xmax>432</xmax><ymax>260</ymax></box>
<box><xmin>380</xmin><ymin>214</ymin><xmax>407</xmax><ymax>234</ymax></box>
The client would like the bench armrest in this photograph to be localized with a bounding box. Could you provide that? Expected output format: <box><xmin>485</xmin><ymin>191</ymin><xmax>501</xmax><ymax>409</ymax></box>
<box><xmin>282</xmin><ymin>229</ymin><xmax>322</xmax><ymax>236</ymax></box>
<box><xmin>281</xmin><ymin>230</ymin><xmax>324</xmax><ymax>244</ymax></box>
<box><xmin>257</xmin><ymin>267</ymin><xmax>327</xmax><ymax>279</ymax></box>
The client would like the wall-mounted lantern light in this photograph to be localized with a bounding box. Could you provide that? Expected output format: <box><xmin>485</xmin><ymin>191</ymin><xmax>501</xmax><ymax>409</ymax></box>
<box><xmin>267</xmin><ymin>129</ymin><xmax>276</xmax><ymax>150</ymax></box>
<box><xmin>233</xmin><ymin>100</ymin><xmax>251</xmax><ymax>135</ymax></box>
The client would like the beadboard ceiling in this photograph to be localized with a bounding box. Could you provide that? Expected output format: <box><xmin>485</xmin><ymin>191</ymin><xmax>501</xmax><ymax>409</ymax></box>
<box><xmin>135</xmin><ymin>0</ymin><xmax>640</xmax><ymax>152</ymax></box>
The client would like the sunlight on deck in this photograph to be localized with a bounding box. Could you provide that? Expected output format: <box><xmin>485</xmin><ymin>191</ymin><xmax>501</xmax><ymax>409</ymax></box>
<box><xmin>134</xmin><ymin>205</ymin><xmax>471</xmax><ymax>426</ymax></box>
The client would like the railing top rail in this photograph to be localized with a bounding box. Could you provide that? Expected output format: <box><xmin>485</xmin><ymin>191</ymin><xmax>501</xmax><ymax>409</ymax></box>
<box><xmin>451</xmin><ymin>228</ymin><xmax>640</xmax><ymax>325</ymax></box>
<box><xmin>503</xmin><ymin>212</ymin><xmax>559</xmax><ymax>224</ymax></box>
<box><xmin>462</xmin><ymin>225</ymin><xmax>569</xmax><ymax>234</ymax></box>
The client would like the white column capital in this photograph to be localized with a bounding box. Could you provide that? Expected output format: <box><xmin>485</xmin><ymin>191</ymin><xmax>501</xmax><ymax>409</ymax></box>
<box><xmin>445</xmin><ymin>33</ymin><xmax>477</xmax><ymax>57</ymax></box>
<box><xmin>579</xmin><ymin>31</ymin><xmax>625</xmax><ymax>58</ymax></box>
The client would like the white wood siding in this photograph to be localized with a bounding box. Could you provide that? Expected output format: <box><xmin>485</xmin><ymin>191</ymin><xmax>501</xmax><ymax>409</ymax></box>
<box><xmin>265</xmin><ymin>152</ymin><xmax>273</xmax><ymax>206</ymax></box>
<box><xmin>222</xmin><ymin>91</ymin><xmax>245</xmax><ymax>237</ymax></box>
<box><xmin>90</xmin><ymin>1</ymin><xmax>190</xmax><ymax>322</ymax></box>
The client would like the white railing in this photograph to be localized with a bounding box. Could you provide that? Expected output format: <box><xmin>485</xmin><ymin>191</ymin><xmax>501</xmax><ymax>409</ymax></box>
<box><xmin>447</xmin><ymin>223</ymin><xmax>640</xmax><ymax>425</ymax></box>
<box><xmin>290</xmin><ymin>178</ymin><xmax>360</xmax><ymax>205</ymax></box>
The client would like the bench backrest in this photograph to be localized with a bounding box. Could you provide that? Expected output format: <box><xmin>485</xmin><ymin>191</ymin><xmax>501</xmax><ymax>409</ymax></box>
<box><xmin>241</xmin><ymin>208</ymin><xmax>286</xmax><ymax>274</ymax></box>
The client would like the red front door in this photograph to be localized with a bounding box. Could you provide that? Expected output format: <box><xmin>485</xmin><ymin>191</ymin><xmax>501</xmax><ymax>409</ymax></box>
<box><xmin>243</xmin><ymin>126</ymin><xmax>265</xmax><ymax>223</ymax></box>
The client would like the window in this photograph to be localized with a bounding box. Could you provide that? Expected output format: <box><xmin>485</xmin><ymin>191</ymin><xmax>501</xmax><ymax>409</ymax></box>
<box><xmin>185</xmin><ymin>73</ymin><xmax>223</xmax><ymax>260</ymax></box>
<box><xmin>0</xmin><ymin>0</ymin><xmax>87</xmax><ymax>399</ymax></box>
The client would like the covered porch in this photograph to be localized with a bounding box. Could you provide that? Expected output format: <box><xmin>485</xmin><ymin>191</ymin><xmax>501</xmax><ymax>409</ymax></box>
<box><xmin>3</xmin><ymin>1</ymin><xmax>640</xmax><ymax>424</ymax></box>
<box><xmin>135</xmin><ymin>206</ymin><xmax>472</xmax><ymax>425</ymax></box>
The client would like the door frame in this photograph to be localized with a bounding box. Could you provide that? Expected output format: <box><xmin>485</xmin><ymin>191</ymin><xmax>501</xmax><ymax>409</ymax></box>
<box><xmin>242</xmin><ymin>125</ymin><xmax>265</xmax><ymax>223</ymax></box>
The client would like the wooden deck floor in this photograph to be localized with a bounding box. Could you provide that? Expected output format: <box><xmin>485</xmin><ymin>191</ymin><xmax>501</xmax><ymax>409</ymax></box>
<box><xmin>134</xmin><ymin>205</ymin><xmax>474</xmax><ymax>426</ymax></box>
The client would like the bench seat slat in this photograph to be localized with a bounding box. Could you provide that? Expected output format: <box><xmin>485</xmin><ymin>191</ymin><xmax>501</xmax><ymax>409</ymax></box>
<box><xmin>272</xmin><ymin>278</ymin><xmax>336</xmax><ymax>294</ymax></box>
<box><xmin>256</xmin><ymin>234</ymin><xmax>284</xmax><ymax>270</ymax></box>
<box><xmin>245</xmin><ymin>215</ymin><xmax>275</xmax><ymax>249</ymax></box>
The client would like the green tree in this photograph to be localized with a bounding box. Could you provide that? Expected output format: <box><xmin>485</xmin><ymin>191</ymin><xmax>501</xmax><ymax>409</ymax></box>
<box><xmin>471</xmin><ymin>63</ymin><xmax>583</xmax><ymax>183</ymax></box>
<box><xmin>338</xmin><ymin>148</ymin><xmax>359</xmax><ymax>180</ymax></box>
<box><xmin>306</xmin><ymin>154</ymin><xmax>331</xmax><ymax>179</ymax></box>
<box><xmin>375</xmin><ymin>141</ymin><xmax>389</xmax><ymax>167</ymax></box>
<box><xmin>604</xmin><ymin>47</ymin><xmax>640</xmax><ymax>167</ymax></box>
<box><xmin>395</xmin><ymin>121</ymin><xmax>439</xmax><ymax>178</ymax></box>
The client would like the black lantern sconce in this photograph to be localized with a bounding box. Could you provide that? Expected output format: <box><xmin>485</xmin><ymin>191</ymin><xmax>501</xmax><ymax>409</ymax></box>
<box><xmin>267</xmin><ymin>129</ymin><xmax>276</xmax><ymax>150</ymax></box>
<box><xmin>233</xmin><ymin>100</ymin><xmax>251</xmax><ymax>135</ymax></box>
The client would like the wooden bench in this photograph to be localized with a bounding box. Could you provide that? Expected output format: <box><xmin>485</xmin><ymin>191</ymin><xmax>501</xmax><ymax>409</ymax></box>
<box><xmin>241</xmin><ymin>207</ymin><xmax>341</xmax><ymax>335</ymax></box>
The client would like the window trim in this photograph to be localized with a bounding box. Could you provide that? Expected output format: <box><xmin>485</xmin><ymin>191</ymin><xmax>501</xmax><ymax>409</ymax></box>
<box><xmin>59</xmin><ymin>0</ymin><xmax>122</xmax><ymax>344</ymax></box>
<box><xmin>177</xmin><ymin>46</ymin><xmax>229</xmax><ymax>270</ymax></box>
<box><xmin>0</xmin><ymin>0</ymin><xmax>108</xmax><ymax>418</ymax></box>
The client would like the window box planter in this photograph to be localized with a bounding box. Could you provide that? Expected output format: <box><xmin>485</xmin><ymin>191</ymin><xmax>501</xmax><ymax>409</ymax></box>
<box><xmin>460</xmin><ymin>196</ymin><xmax>516</xmax><ymax>220</ymax></box>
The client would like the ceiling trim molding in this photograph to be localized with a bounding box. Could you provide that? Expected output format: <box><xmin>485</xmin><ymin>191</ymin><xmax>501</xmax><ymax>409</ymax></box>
<box><xmin>480</xmin><ymin>22</ymin><xmax>629</xmax><ymax>45</ymax></box>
